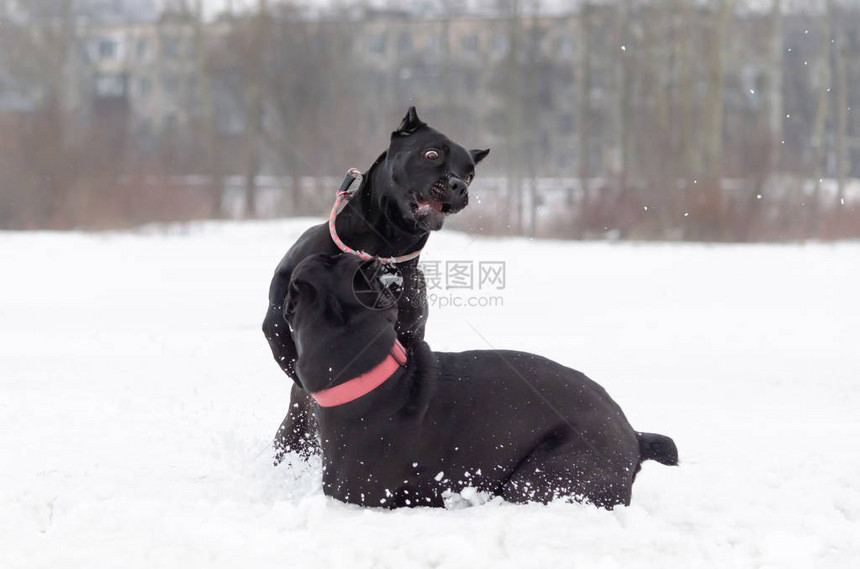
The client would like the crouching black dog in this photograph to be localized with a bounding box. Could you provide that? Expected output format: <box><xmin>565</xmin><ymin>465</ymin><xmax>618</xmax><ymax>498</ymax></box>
<box><xmin>284</xmin><ymin>254</ymin><xmax>679</xmax><ymax>509</ymax></box>
<box><xmin>263</xmin><ymin>107</ymin><xmax>489</xmax><ymax>461</ymax></box>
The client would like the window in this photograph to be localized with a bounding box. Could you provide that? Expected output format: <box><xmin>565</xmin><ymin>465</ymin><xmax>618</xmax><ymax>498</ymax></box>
<box><xmin>558</xmin><ymin>113</ymin><xmax>575</xmax><ymax>135</ymax></box>
<box><xmin>425</xmin><ymin>34</ymin><xmax>444</xmax><ymax>58</ymax></box>
<box><xmin>137</xmin><ymin>77</ymin><xmax>151</xmax><ymax>99</ymax></box>
<box><xmin>95</xmin><ymin>73</ymin><xmax>125</xmax><ymax>98</ymax></box>
<box><xmin>187</xmin><ymin>77</ymin><xmax>199</xmax><ymax>101</ymax></box>
<box><xmin>163</xmin><ymin>36</ymin><xmax>181</xmax><ymax>60</ymax></box>
<box><xmin>163</xmin><ymin>74</ymin><xmax>180</xmax><ymax>97</ymax></box>
<box><xmin>98</xmin><ymin>39</ymin><xmax>116</xmax><ymax>60</ymax></box>
<box><xmin>557</xmin><ymin>34</ymin><xmax>574</xmax><ymax>58</ymax></box>
<box><xmin>369</xmin><ymin>33</ymin><xmax>387</xmax><ymax>55</ymax></box>
<box><xmin>847</xmin><ymin>29</ymin><xmax>858</xmax><ymax>49</ymax></box>
<box><xmin>491</xmin><ymin>34</ymin><xmax>508</xmax><ymax>60</ymax></box>
<box><xmin>462</xmin><ymin>73</ymin><xmax>477</xmax><ymax>96</ymax></box>
<box><xmin>557</xmin><ymin>153</ymin><xmax>574</xmax><ymax>169</ymax></box>
<box><xmin>461</xmin><ymin>34</ymin><xmax>479</xmax><ymax>54</ymax></box>
<box><xmin>397</xmin><ymin>32</ymin><xmax>413</xmax><ymax>56</ymax></box>
<box><xmin>136</xmin><ymin>38</ymin><xmax>148</xmax><ymax>61</ymax></box>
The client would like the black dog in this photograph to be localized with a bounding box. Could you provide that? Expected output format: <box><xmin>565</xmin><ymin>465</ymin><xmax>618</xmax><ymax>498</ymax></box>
<box><xmin>263</xmin><ymin>107</ymin><xmax>489</xmax><ymax>460</ymax></box>
<box><xmin>284</xmin><ymin>254</ymin><xmax>679</xmax><ymax>509</ymax></box>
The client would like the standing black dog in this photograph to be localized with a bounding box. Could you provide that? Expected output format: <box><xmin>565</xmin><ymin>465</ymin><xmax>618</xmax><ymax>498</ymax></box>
<box><xmin>263</xmin><ymin>107</ymin><xmax>489</xmax><ymax>460</ymax></box>
<box><xmin>283</xmin><ymin>254</ymin><xmax>678</xmax><ymax>509</ymax></box>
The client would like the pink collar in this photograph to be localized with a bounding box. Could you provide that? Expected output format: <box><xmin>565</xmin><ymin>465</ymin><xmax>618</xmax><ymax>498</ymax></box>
<box><xmin>311</xmin><ymin>340</ymin><xmax>408</xmax><ymax>408</ymax></box>
<box><xmin>328</xmin><ymin>168</ymin><xmax>424</xmax><ymax>265</ymax></box>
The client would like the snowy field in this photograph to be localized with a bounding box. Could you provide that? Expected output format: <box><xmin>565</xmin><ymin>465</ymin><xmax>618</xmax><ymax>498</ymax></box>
<box><xmin>2</xmin><ymin>219</ymin><xmax>859</xmax><ymax>568</ymax></box>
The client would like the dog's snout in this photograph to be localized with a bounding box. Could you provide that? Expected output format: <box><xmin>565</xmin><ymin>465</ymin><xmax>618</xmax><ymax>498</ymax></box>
<box><xmin>448</xmin><ymin>177</ymin><xmax>468</xmax><ymax>196</ymax></box>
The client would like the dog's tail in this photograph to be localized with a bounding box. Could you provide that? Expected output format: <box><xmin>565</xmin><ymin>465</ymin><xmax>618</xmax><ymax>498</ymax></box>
<box><xmin>636</xmin><ymin>432</ymin><xmax>678</xmax><ymax>466</ymax></box>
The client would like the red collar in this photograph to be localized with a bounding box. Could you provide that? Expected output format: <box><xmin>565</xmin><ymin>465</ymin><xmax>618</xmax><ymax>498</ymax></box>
<box><xmin>311</xmin><ymin>340</ymin><xmax>408</xmax><ymax>408</ymax></box>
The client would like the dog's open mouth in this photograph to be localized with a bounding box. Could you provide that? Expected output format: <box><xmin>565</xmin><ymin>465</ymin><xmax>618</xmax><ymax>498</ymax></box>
<box><xmin>412</xmin><ymin>177</ymin><xmax>453</xmax><ymax>216</ymax></box>
<box><xmin>414</xmin><ymin>198</ymin><xmax>451</xmax><ymax>215</ymax></box>
<box><xmin>410</xmin><ymin>196</ymin><xmax>448</xmax><ymax>232</ymax></box>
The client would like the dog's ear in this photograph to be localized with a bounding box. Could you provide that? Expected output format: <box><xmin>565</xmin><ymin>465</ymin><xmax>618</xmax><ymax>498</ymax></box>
<box><xmin>394</xmin><ymin>106</ymin><xmax>426</xmax><ymax>136</ymax></box>
<box><xmin>283</xmin><ymin>281</ymin><xmax>315</xmax><ymax>323</ymax></box>
<box><xmin>470</xmin><ymin>148</ymin><xmax>490</xmax><ymax>165</ymax></box>
<box><xmin>283</xmin><ymin>283</ymin><xmax>300</xmax><ymax>322</ymax></box>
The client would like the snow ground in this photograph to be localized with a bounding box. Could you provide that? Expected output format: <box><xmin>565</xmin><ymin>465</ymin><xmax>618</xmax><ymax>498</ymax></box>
<box><xmin>1</xmin><ymin>219</ymin><xmax>858</xmax><ymax>568</ymax></box>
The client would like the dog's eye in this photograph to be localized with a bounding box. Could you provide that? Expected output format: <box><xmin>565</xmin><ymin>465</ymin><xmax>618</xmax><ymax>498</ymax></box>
<box><xmin>424</xmin><ymin>150</ymin><xmax>440</xmax><ymax>161</ymax></box>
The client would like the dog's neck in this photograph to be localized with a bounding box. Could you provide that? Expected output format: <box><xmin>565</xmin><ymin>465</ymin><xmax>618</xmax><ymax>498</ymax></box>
<box><xmin>299</xmin><ymin>334</ymin><xmax>433</xmax><ymax>421</ymax></box>
<box><xmin>310</xmin><ymin>339</ymin><xmax>407</xmax><ymax>407</ymax></box>
<box><xmin>294</xmin><ymin>319</ymin><xmax>397</xmax><ymax>393</ymax></box>
<box><xmin>334</xmin><ymin>158</ymin><xmax>429</xmax><ymax>259</ymax></box>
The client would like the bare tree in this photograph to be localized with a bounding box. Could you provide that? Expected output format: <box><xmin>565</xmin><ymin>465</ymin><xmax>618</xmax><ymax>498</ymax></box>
<box><xmin>264</xmin><ymin>4</ymin><xmax>324</xmax><ymax>215</ymax></box>
<box><xmin>523</xmin><ymin>0</ymin><xmax>541</xmax><ymax>238</ymax></box>
<box><xmin>766</xmin><ymin>0</ymin><xmax>784</xmax><ymax>174</ymax></box>
<box><xmin>193</xmin><ymin>0</ymin><xmax>224</xmax><ymax>217</ymax></box>
<box><xmin>575</xmin><ymin>2</ymin><xmax>592</xmax><ymax>211</ymax></box>
<box><xmin>243</xmin><ymin>0</ymin><xmax>269</xmax><ymax>218</ymax></box>
<box><xmin>740</xmin><ymin>0</ymin><xmax>783</xmax><ymax>240</ymax></box>
<box><xmin>616</xmin><ymin>0</ymin><xmax>634</xmax><ymax>192</ymax></box>
<box><xmin>678</xmin><ymin>0</ymin><xmax>698</xmax><ymax>192</ymax></box>
<box><xmin>698</xmin><ymin>0</ymin><xmax>734</xmax><ymax>240</ymax></box>
<box><xmin>4</xmin><ymin>0</ymin><xmax>77</xmax><ymax>226</ymax></box>
<box><xmin>441</xmin><ymin>0</ymin><xmax>455</xmax><ymax>113</ymax></box>
<box><xmin>1</xmin><ymin>0</ymin><xmax>858</xmax><ymax>239</ymax></box>
<box><xmin>831</xmin><ymin>0</ymin><xmax>848</xmax><ymax>205</ymax></box>
<box><xmin>500</xmin><ymin>0</ymin><xmax>524</xmax><ymax>234</ymax></box>
<box><xmin>638</xmin><ymin>0</ymin><xmax>677</xmax><ymax>237</ymax></box>
<box><xmin>811</xmin><ymin>2</ymin><xmax>831</xmax><ymax>199</ymax></box>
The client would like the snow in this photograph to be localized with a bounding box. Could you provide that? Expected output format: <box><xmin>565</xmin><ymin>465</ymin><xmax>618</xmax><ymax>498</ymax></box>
<box><xmin>2</xmin><ymin>219</ymin><xmax>859</xmax><ymax>568</ymax></box>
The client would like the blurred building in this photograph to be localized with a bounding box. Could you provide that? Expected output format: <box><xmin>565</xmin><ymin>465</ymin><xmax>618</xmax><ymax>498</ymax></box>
<box><xmin>2</xmin><ymin>2</ymin><xmax>859</xmax><ymax>179</ymax></box>
<box><xmin>81</xmin><ymin>17</ymin><xmax>202</xmax><ymax>131</ymax></box>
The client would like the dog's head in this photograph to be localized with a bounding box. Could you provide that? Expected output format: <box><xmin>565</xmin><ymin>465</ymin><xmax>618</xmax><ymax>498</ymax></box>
<box><xmin>284</xmin><ymin>254</ymin><xmax>398</xmax><ymax>391</ymax></box>
<box><xmin>378</xmin><ymin>107</ymin><xmax>489</xmax><ymax>233</ymax></box>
